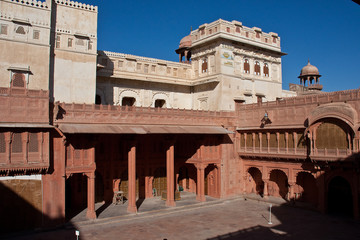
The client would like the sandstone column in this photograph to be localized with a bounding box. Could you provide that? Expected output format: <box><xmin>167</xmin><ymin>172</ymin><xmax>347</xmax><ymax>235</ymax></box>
<box><xmin>127</xmin><ymin>142</ymin><xmax>137</xmax><ymax>213</ymax></box>
<box><xmin>166</xmin><ymin>142</ymin><xmax>176</xmax><ymax>207</ymax></box>
<box><xmin>86</xmin><ymin>171</ymin><xmax>96</xmax><ymax>219</ymax></box>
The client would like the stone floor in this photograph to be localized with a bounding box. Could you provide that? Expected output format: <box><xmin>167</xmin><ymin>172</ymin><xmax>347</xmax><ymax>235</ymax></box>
<box><xmin>5</xmin><ymin>193</ymin><xmax>360</xmax><ymax>240</ymax></box>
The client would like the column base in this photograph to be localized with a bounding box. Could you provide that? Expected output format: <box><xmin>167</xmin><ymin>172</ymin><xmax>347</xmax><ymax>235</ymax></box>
<box><xmin>263</xmin><ymin>195</ymin><xmax>269</xmax><ymax>199</ymax></box>
<box><xmin>86</xmin><ymin>210</ymin><xmax>97</xmax><ymax>219</ymax></box>
<box><xmin>166</xmin><ymin>200</ymin><xmax>176</xmax><ymax>207</ymax></box>
<box><xmin>127</xmin><ymin>205</ymin><xmax>137</xmax><ymax>213</ymax></box>
<box><xmin>196</xmin><ymin>195</ymin><xmax>206</xmax><ymax>202</ymax></box>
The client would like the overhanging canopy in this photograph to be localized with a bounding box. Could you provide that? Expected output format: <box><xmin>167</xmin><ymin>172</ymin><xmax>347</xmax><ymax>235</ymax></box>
<box><xmin>58</xmin><ymin>124</ymin><xmax>233</xmax><ymax>134</ymax></box>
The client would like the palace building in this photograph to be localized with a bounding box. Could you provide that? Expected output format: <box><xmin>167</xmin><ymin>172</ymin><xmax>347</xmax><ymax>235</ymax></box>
<box><xmin>0</xmin><ymin>0</ymin><xmax>359</xmax><ymax>233</ymax></box>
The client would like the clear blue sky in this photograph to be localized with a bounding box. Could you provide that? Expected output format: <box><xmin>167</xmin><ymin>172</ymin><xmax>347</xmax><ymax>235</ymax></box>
<box><xmin>85</xmin><ymin>0</ymin><xmax>360</xmax><ymax>92</ymax></box>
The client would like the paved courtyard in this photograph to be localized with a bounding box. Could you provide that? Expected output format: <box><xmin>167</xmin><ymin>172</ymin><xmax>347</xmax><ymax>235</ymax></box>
<box><xmin>5</xmin><ymin>195</ymin><xmax>360</xmax><ymax>240</ymax></box>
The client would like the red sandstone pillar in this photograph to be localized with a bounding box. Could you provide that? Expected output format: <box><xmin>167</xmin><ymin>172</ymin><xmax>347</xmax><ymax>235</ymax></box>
<box><xmin>127</xmin><ymin>142</ymin><xmax>137</xmax><ymax>213</ymax></box>
<box><xmin>196</xmin><ymin>163</ymin><xmax>206</xmax><ymax>202</ymax></box>
<box><xmin>86</xmin><ymin>172</ymin><xmax>96</xmax><ymax>219</ymax></box>
<box><xmin>166</xmin><ymin>142</ymin><xmax>176</xmax><ymax>207</ymax></box>
<box><xmin>263</xmin><ymin>179</ymin><xmax>269</xmax><ymax>199</ymax></box>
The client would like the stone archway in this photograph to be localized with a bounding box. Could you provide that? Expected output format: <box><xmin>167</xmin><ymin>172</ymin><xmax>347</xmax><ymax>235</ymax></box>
<box><xmin>295</xmin><ymin>172</ymin><xmax>318</xmax><ymax>206</ymax></box>
<box><xmin>247</xmin><ymin>167</ymin><xmax>264</xmax><ymax>196</ymax></box>
<box><xmin>328</xmin><ymin>176</ymin><xmax>353</xmax><ymax>216</ymax></box>
<box><xmin>269</xmin><ymin>169</ymin><xmax>288</xmax><ymax>199</ymax></box>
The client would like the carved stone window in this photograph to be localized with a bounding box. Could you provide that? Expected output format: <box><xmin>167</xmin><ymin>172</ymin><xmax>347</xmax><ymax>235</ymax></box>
<box><xmin>0</xmin><ymin>133</ymin><xmax>5</xmax><ymax>153</ymax></box>
<box><xmin>1</xmin><ymin>24</ymin><xmax>8</xmax><ymax>35</ymax></box>
<box><xmin>68</xmin><ymin>38</ymin><xmax>73</xmax><ymax>47</ymax></box>
<box><xmin>254</xmin><ymin>61</ymin><xmax>260</xmax><ymax>75</ymax></box>
<box><xmin>202</xmin><ymin>58</ymin><xmax>208</xmax><ymax>73</ymax></box>
<box><xmin>11</xmin><ymin>133</ymin><xmax>22</xmax><ymax>153</ymax></box>
<box><xmin>226</xmin><ymin>27</ymin><xmax>230</xmax><ymax>33</ymax></box>
<box><xmin>243</xmin><ymin>59</ymin><xmax>250</xmax><ymax>74</ymax></box>
<box><xmin>236</xmin><ymin>27</ymin><xmax>240</xmax><ymax>33</ymax></box>
<box><xmin>33</xmin><ymin>30</ymin><xmax>40</xmax><ymax>40</ymax></box>
<box><xmin>88</xmin><ymin>40</ymin><xmax>93</xmax><ymax>50</ymax></box>
<box><xmin>29</xmin><ymin>133</ymin><xmax>39</xmax><ymax>153</ymax></box>
<box><xmin>263</xmin><ymin>63</ymin><xmax>269</xmax><ymax>77</ymax></box>
<box><xmin>12</xmin><ymin>73</ymin><xmax>25</xmax><ymax>88</ymax></box>
<box><xmin>56</xmin><ymin>34</ymin><xmax>61</xmax><ymax>48</ymax></box>
<box><xmin>256</xmin><ymin>32</ymin><xmax>260</xmax><ymax>38</ymax></box>
<box><xmin>16</xmin><ymin>26</ymin><xmax>26</xmax><ymax>34</ymax></box>
<box><xmin>273</xmin><ymin>36</ymin><xmax>277</xmax><ymax>43</ymax></box>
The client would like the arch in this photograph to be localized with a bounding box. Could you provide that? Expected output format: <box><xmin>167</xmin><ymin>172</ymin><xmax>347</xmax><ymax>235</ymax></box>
<box><xmin>118</xmin><ymin>90</ymin><xmax>140</xmax><ymax>107</ymax></box>
<box><xmin>15</xmin><ymin>26</ymin><xmax>26</xmax><ymax>34</ymax></box>
<box><xmin>307</xmin><ymin>103</ymin><xmax>357</xmax><ymax>133</ymax></box>
<box><xmin>315</xmin><ymin>118</ymin><xmax>352</xmax><ymax>150</ymax></box>
<box><xmin>269</xmin><ymin>169</ymin><xmax>288</xmax><ymax>199</ymax></box>
<box><xmin>327</xmin><ymin>176</ymin><xmax>353</xmax><ymax>216</ymax></box>
<box><xmin>153</xmin><ymin>167</ymin><xmax>166</xmax><ymax>197</ymax></box>
<box><xmin>246</xmin><ymin>167</ymin><xmax>264</xmax><ymax>196</ymax></box>
<box><xmin>295</xmin><ymin>172</ymin><xmax>318</xmax><ymax>206</ymax></box>
<box><xmin>151</xmin><ymin>93</ymin><xmax>171</xmax><ymax>108</ymax></box>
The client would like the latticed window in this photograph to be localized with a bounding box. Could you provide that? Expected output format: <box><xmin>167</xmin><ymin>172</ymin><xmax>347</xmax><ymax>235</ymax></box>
<box><xmin>244</xmin><ymin>59</ymin><xmax>250</xmax><ymax>73</ymax></box>
<box><xmin>12</xmin><ymin>133</ymin><xmax>22</xmax><ymax>153</ymax></box>
<box><xmin>263</xmin><ymin>63</ymin><xmax>269</xmax><ymax>77</ymax></box>
<box><xmin>56</xmin><ymin>35</ymin><xmax>61</xmax><ymax>48</ymax></box>
<box><xmin>74</xmin><ymin>149</ymin><xmax>81</xmax><ymax>159</ymax></box>
<box><xmin>254</xmin><ymin>61</ymin><xmax>260</xmax><ymax>75</ymax></box>
<box><xmin>16</xmin><ymin>26</ymin><xmax>25</xmax><ymax>34</ymax></box>
<box><xmin>1</xmin><ymin>24</ymin><xmax>8</xmax><ymax>35</ymax></box>
<box><xmin>33</xmin><ymin>30</ymin><xmax>40</xmax><ymax>40</ymax></box>
<box><xmin>29</xmin><ymin>133</ymin><xmax>38</xmax><ymax>153</ymax></box>
<box><xmin>0</xmin><ymin>133</ymin><xmax>6</xmax><ymax>153</ymax></box>
<box><xmin>12</xmin><ymin>73</ymin><xmax>25</xmax><ymax>88</ymax></box>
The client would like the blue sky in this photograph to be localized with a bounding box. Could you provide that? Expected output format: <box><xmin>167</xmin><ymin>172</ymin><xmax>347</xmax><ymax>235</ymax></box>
<box><xmin>85</xmin><ymin>0</ymin><xmax>360</xmax><ymax>92</ymax></box>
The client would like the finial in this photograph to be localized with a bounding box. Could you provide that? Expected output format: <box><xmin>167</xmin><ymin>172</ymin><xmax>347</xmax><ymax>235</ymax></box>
<box><xmin>308</xmin><ymin>58</ymin><xmax>310</xmax><ymax>65</ymax></box>
<box><xmin>190</xmin><ymin>26</ymin><xmax>192</xmax><ymax>32</ymax></box>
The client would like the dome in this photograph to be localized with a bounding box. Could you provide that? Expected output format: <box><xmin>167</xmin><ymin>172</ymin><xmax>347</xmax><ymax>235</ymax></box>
<box><xmin>299</xmin><ymin>60</ymin><xmax>320</xmax><ymax>76</ymax></box>
<box><xmin>179</xmin><ymin>35</ymin><xmax>192</xmax><ymax>48</ymax></box>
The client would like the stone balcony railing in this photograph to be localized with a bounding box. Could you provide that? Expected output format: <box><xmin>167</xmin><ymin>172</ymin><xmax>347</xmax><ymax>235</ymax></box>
<box><xmin>238</xmin><ymin>147</ymin><xmax>356</xmax><ymax>161</ymax></box>
<box><xmin>54</xmin><ymin>102</ymin><xmax>236</xmax><ymax>127</ymax></box>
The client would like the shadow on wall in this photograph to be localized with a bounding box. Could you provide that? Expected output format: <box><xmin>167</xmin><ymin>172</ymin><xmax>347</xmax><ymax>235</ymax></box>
<box><xmin>0</xmin><ymin>181</ymin><xmax>80</xmax><ymax>239</ymax></box>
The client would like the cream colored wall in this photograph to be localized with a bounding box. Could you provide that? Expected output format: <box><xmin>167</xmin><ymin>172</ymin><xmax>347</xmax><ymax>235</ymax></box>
<box><xmin>0</xmin><ymin>0</ymin><xmax>50</xmax><ymax>90</ymax></box>
<box><xmin>53</xmin><ymin>2</ymin><xmax>97</xmax><ymax>104</ymax></box>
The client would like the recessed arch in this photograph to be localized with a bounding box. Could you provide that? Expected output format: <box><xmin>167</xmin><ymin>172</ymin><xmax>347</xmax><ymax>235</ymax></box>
<box><xmin>327</xmin><ymin>176</ymin><xmax>353</xmax><ymax>216</ymax></box>
<box><xmin>246</xmin><ymin>167</ymin><xmax>264</xmax><ymax>196</ymax></box>
<box><xmin>118</xmin><ymin>90</ymin><xmax>140</xmax><ymax>107</ymax></box>
<box><xmin>269</xmin><ymin>169</ymin><xmax>288</xmax><ymax>199</ymax></box>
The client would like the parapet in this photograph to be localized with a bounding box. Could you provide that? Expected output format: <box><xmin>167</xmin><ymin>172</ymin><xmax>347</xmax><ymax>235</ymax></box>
<box><xmin>4</xmin><ymin>0</ymin><xmax>48</xmax><ymax>9</ymax></box>
<box><xmin>55</xmin><ymin>0</ymin><xmax>97</xmax><ymax>12</ymax></box>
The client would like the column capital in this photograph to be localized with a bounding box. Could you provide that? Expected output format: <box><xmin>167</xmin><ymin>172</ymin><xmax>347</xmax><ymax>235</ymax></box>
<box><xmin>195</xmin><ymin>163</ymin><xmax>207</xmax><ymax>170</ymax></box>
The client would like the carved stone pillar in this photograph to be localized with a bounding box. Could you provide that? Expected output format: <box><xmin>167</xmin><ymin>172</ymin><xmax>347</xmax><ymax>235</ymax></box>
<box><xmin>196</xmin><ymin>163</ymin><xmax>207</xmax><ymax>202</ymax></box>
<box><xmin>86</xmin><ymin>172</ymin><xmax>96</xmax><ymax>219</ymax></box>
<box><xmin>166</xmin><ymin>142</ymin><xmax>176</xmax><ymax>207</ymax></box>
<box><xmin>127</xmin><ymin>142</ymin><xmax>137</xmax><ymax>213</ymax></box>
<box><xmin>263</xmin><ymin>179</ymin><xmax>269</xmax><ymax>199</ymax></box>
<box><xmin>288</xmin><ymin>181</ymin><xmax>295</xmax><ymax>201</ymax></box>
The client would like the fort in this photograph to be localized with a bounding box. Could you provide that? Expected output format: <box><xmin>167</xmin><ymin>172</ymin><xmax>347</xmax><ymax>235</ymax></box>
<box><xmin>0</xmin><ymin>0</ymin><xmax>359</xmax><ymax>233</ymax></box>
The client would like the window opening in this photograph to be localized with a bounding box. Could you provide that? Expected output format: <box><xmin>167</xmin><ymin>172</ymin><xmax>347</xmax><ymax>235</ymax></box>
<box><xmin>122</xmin><ymin>97</ymin><xmax>135</xmax><ymax>107</ymax></box>
<box><xmin>12</xmin><ymin>133</ymin><xmax>22</xmax><ymax>153</ymax></box>
<box><xmin>263</xmin><ymin>63</ymin><xmax>269</xmax><ymax>77</ymax></box>
<box><xmin>68</xmin><ymin>38</ymin><xmax>73</xmax><ymax>47</ymax></box>
<box><xmin>33</xmin><ymin>30</ymin><xmax>40</xmax><ymax>40</ymax></box>
<box><xmin>244</xmin><ymin>59</ymin><xmax>250</xmax><ymax>74</ymax></box>
<box><xmin>16</xmin><ymin>26</ymin><xmax>25</xmax><ymax>34</ymax></box>
<box><xmin>254</xmin><ymin>61</ymin><xmax>260</xmax><ymax>75</ymax></box>
<box><xmin>12</xmin><ymin>73</ymin><xmax>25</xmax><ymax>88</ymax></box>
<box><xmin>155</xmin><ymin>99</ymin><xmax>166</xmax><ymax>108</ymax></box>
<box><xmin>202</xmin><ymin>58</ymin><xmax>208</xmax><ymax>73</ymax></box>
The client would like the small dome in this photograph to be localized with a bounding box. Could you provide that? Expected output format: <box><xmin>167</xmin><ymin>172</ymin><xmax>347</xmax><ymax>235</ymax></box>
<box><xmin>300</xmin><ymin>60</ymin><xmax>320</xmax><ymax>76</ymax></box>
<box><xmin>179</xmin><ymin>35</ymin><xmax>192</xmax><ymax>48</ymax></box>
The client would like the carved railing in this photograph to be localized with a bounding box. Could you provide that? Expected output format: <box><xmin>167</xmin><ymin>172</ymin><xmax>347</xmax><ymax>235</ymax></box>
<box><xmin>54</xmin><ymin>102</ymin><xmax>235</xmax><ymax>126</ymax></box>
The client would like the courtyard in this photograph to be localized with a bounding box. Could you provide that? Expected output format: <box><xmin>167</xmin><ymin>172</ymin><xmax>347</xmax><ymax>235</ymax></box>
<box><xmin>5</xmin><ymin>194</ymin><xmax>360</xmax><ymax>240</ymax></box>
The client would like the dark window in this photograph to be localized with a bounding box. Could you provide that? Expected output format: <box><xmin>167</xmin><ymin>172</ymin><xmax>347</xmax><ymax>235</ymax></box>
<box><xmin>263</xmin><ymin>63</ymin><xmax>269</xmax><ymax>77</ymax></box>
<box><xmin>95</xmin><ymin>94</ymin><xmax>101</xmax><ymax>104</ymax></box>
<box><xmin>273</xmin><ymin>37</ymin><xmax>277</xmax><ymax>43</ymax></box>
<box><xmin>254</xmin><ymin>61</ymin><xmax>260</xmax><ymax>75</ymax></box>
<box><xmin>33</xmin><ymin>30</ymin><xmax>40</xmax><ymax>40</ymax></box>
<box><xmin>236</xmin><ymin>27</ymin><xmax>240</xmax><ymax>33</ymax></box>
<box><xmin>68</xmin><ymin>38</ymin><xmax>73</xmax><ymax>47</ymax></box>
<box><xmin>155</xmin><ymin>99</ymin><xmax>165</xmax><ymax>108</ymax></box>
<box><xmin>122</xmin><ymin>97</ymin><xmax>135</xmax><ymax>106</ymax></box>
<box><xmin>226</xmin><ymin>27</ymin><xmax>230</xmax><ymax>33</ymax></box>
<box><xmin>256</xmin><ymin>32</ymin><xmax>260</xmax><ymax>38</ymax></box>
<box><xmin>0</xmin><ymin>24</ymin><xmax>8</xmax><ymax>35</ymax></box>
<box><xmin>202</xmin><ymin>58</ymin><xmax>208</xmax><ymax>73</ymax></box>
<box><xmin>56</xmin><ymin>35</ymin><xmax>60</xmax><ymax>48</ymax></box>
<box><xmin>244</xmin><ymin>59</ymin><xmax>250</xmax><ymax>74</ymax></box>
<box><xmin>246</xmin><ymin>32</ymin><xmax>249</xmax><ymax>37</ymax></box>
